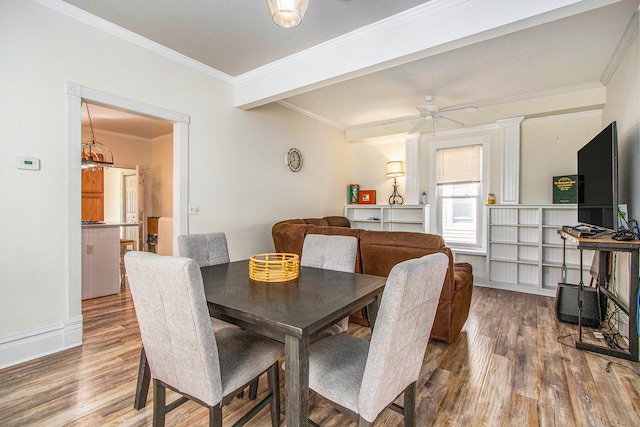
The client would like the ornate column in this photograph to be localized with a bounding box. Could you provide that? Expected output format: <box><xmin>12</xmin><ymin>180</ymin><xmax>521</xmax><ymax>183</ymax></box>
<box><xmin>404</xmin><ymin>134</ymin><xmax>420</xmax><ymax>205</ymax></box>
<box><xmin>498</xmin><ymin>117</ymin><xmax>524</xmax><ymax>204</ymax></box>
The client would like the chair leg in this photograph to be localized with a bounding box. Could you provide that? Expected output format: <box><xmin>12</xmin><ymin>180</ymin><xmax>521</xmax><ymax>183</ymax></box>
<box><xmin>404</xmin><ymin>381</ymin><xmax>416</xmax><ymax>427</ymax></box>
<box><xmin>249</xmin><ymin>378</ymin><xmax>259</xmax><ymax>400</ymax></box>
<box><xmin>267</xmin><ymin>363</ymin><xmax>281</xmax><ymax>427</ymax></box>
<box><xmin>152</xmin><ymin>379</ymin><xmax>166</xmax><ymax>427</ymax></box>
<box><xmin>358</xmin><ymin>417</ymin><xmax>373</xmax><ymax>427</ymax></box>
<box><xmin>134</xmin><ymin>346</ymin><xmax>151</xmax><ymax>409</ymax></box>
<box><xmin>209</xmin><ymin>404</ymin><xmax>223</xmax><ymax>427</ymax></box>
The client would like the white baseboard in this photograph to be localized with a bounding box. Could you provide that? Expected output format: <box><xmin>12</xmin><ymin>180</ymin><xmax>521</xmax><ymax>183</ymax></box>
<box><xmin>474</xmin><ymin>280</ymin><xmax>556</xmax><ymax>297</ymax></box>
<box><xmin>0</xmin><ymin>316</ymin><xmax>83</xmax><ymax>370</ymax></box>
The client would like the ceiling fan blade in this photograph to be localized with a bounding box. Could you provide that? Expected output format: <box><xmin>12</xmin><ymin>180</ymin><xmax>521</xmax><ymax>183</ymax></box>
<box><xmin>379</xmin><ymin>115</ymin><xmax>423</xmax><ymax>126</ymax></box>
<box><xmin>435</xmin><ymin>115</ymin><xmax>464</xmax><ymax>128</ymax></box>
<box><xmin>408</xmin><ymin>118</ymin><xmax>427</xmax><ymax>134</ymax></box>
<box><xmin>439</xmin><ymin>106</ymin><xmax>478</xmax><ymax>114</ymax></box>
<box><xmin>415</xmin><ymin>105</ymin><xmax>439</xmax><ymax>115</ymax></box>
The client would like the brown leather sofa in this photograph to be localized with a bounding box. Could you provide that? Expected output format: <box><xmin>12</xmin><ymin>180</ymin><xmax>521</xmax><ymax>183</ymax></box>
<box><xmin>272</xmin><ymin>216</ymin><xmax>473</xmax><ymax>343</ymax></box>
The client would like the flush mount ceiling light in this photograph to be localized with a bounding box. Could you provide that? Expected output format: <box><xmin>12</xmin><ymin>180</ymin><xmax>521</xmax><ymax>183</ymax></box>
<box><xmin>266</xmin><ymin>0</ymin><xmax>309</xmax><ymax>28</ymax></box>
<box><xmin>81</xmin><ymin>103</ymin><xmax>114</xmax><ymax>170</ymax></box>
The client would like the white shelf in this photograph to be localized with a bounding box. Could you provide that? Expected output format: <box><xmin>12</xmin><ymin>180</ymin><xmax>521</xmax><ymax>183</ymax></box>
<box><xmin>486</xmin><ymin>204</ymin><xmax>592</xmax><ymax>292</ymax></box>
<box><xmin>344</xmin><ymin>204</ymin><xmax>431</xmax><ymax>233</ymax></box>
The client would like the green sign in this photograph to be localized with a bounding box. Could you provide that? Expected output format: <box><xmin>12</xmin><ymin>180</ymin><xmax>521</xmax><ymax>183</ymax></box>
<box><xmin>553</xmin><ymin>175</ymin><xmax>578</xmax><ymax>204</ymax></box>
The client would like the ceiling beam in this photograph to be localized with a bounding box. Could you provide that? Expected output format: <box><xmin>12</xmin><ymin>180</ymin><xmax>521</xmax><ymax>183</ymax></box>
<box><xmin>234</xmin><ymin>0</ymin><xmax>622</xmax><ymax>110</ymax></box>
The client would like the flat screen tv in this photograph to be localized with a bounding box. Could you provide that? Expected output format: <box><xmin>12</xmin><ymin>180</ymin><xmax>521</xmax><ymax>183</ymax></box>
<box><xmin>577</xmin><ymin>121</ymin><xmax>618</xmax><ymax>231</ymax></box>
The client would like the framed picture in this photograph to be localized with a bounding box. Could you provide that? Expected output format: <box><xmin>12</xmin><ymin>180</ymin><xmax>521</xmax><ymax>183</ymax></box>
<box><xmin>359</xmin><ymin>190</ymin><xmax>376</xmax><ymax>204</ymax></box>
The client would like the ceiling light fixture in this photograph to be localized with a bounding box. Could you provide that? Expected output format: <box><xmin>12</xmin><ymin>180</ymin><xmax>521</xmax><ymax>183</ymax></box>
<box><xmin>81</xmin><ymin>103</ymin><xmax>114</xmax><ymax>170</ymax></box>
<box><xmin>266</xmin><ymin>0</ymin><xmax>309</xmax><ymax>28</ymax></box>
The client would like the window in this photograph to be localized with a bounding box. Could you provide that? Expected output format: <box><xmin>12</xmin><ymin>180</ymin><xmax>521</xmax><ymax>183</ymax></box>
<box><xmin>433</xmin><ymin>142</ymin><xmax>486</xmax><ymax>248</ymax></box>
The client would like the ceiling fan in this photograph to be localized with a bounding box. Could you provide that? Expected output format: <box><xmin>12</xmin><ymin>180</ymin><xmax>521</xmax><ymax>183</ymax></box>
<box><xmin>386</xmin><ymin>95</ymin><xmax>479</xmax><ymax>134</ymax></box>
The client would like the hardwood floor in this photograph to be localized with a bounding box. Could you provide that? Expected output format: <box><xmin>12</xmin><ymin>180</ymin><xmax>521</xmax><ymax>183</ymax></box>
<box><xmin>1</xmin><ymin>284</ymin><xmax>639</xmax><ymax>426</ymax></box>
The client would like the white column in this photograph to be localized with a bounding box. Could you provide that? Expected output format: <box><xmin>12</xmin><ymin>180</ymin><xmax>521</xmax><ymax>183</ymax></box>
<box><xmin>404</xmin><ymin>135</ymin><xmax>420</xmax><ymax>205</ymax></box>
<box><xmin>498</xmin><ymin>117</ymin><xmax>524</xmax><ymax>204</ymax></box>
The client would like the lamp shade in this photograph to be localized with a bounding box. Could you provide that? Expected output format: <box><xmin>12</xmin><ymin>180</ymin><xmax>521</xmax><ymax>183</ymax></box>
<box><xmin>267</xmin><ymin>0</ymin><xmax>309</xmax><ymax>28</ymax></box>
<box><xmin>386</xmin><ymin>161</ymin><xmax>406</xmax><ymax>178</ymax></box>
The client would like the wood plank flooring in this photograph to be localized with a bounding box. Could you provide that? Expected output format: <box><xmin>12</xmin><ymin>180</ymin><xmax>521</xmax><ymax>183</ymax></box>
<box><xmin>1</xmin><ymin>285</ymin><xmax>639</xmax><ymax>426</ymax></box>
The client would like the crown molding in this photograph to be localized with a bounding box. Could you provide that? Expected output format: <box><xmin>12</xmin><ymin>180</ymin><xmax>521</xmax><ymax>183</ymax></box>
<box><xmin>522</xmin><ymin>109</ymin><xmax>602</xmax><ymax>125</ymax></box>
<box><xmin>601</xmin><ymin>8</ymin><xmax>639</xmax><ymax>85</ymax></box>
<box><xmin>276</xmin><ymin>100</ymin><xmax>346</xmax><ymax>130</ymax></box>
<box><xmin>473</xmin><ymin>82</ymin><xmax>605</xmax><ymax>109</ymax></box>
<box><xmin>34</xmin><ymin>0</ymin><xmax>235</xmax><ymax>85</ymax></box>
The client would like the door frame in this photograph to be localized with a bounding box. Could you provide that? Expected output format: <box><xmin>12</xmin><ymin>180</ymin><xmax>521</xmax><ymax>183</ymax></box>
<box><xmin>67</xmin><ymin>83</ymin><xmax>189</xmax><ymax>335</ymax></box>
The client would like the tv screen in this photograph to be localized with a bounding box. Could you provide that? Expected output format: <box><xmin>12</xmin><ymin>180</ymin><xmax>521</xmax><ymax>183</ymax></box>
<box><xmin>577</xmin><ymin>121</ymin><xmax>618</xmax><ymax>231</ymax></box>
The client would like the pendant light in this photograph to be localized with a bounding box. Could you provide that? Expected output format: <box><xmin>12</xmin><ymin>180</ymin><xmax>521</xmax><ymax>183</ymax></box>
<box><xmin>81</xmin><ymin>103</ymin><xmax>114</xmax><ymax>170</ymax></box>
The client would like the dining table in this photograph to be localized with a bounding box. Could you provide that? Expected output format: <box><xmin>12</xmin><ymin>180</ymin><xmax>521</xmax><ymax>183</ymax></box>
<box><xmin>201</xmin><ymin>259</ymin><xmax>387</xmax><ymax>427</ymax></box>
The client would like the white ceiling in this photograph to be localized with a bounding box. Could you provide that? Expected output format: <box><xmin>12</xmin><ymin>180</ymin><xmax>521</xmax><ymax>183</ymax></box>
<box><xmin>63</xmin><ymin>0</ymin><xmax>638</xmax><ymax>139</ymax></box>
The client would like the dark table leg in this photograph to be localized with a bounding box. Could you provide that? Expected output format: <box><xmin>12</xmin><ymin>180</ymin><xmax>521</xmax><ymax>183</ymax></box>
<box><xmin>367</xmin><ymin>294</ymin><xmax>381</xmax><ymax>329</ymax></box>
<box><xmin>134</xmin><ymin>346</ymin><xmax>150</xmax><ymax>409</ymax></box>
<box><xmin>285</xmin><ymin>333</ymin><xmax>310</xmax><ymax>427</ymax></box>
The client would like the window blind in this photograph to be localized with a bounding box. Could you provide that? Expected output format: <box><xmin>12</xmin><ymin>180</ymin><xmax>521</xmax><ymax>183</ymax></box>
<box><xmin>436</xmin><ymin>145</ymin><xmax>482</xmax><ymax>185</ymax></box>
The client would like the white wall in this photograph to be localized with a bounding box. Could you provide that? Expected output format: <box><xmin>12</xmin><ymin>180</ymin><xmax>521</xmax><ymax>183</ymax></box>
<box><xmin>603</xmin><ymin>30</ymin><xmax>639</xmax><ymax>221</ymax></box>
<box><xmin>0</xmin><ymin>0</ymin><xmax>350</xmax><ymax>356</ymax></box>
<box><xmin>601</xmin><ymin>24</ymin><xmax>639</xmax><ymax>310</ymax></box>
<box><xmin>150</xmin><ymin>134</ymin><xmax>173</xmax><ymax>217</ymax></box>
<box><xmin>351</xmin><ymin>139</ymin><xmax>405</xmax><ymax>204</ymax></box>
<box><xmin>103</xmin><ymin>168</ymin><xmax>124</xmax><ymax>223</ymax></box>
<box><xmin>520</xmin><ymin>112</ymin><xmax>602</xmax><ymax>204</ymax></box>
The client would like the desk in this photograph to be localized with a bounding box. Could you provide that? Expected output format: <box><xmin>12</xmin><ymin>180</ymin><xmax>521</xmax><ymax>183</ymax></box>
<box><xmin>558</xmin><ymin>231</ymin><xmax>639</xmax><ymax>361</ymax></box>
<box><xmin>201</xmin><ymin>260</ymin><xmax>386</xmax><ymax>426</ymax></box>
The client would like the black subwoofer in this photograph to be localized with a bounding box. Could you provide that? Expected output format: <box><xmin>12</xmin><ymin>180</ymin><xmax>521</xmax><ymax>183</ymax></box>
<box><xmin>555</xmin><ymin>283</ymin><xmax>607</xmax><ymax>328</ymax></box>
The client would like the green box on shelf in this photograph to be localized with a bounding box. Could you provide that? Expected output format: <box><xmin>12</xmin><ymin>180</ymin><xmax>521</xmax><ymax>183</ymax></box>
<box><xmin>347</xmin><ymin>184</ymin><xmax>359</xmax><ymax>204</ymax></box>
<box><xmin>553</xmin><ymin>175</ymin><xmax>578</xmax><ymax>204</ymax></box>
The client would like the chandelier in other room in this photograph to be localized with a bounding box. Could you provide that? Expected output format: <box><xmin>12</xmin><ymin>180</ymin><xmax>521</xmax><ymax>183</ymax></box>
<box><xmin>81</xmin><ymin>103</ymin><xmax>114</xmax><ymax>170</ymax></box>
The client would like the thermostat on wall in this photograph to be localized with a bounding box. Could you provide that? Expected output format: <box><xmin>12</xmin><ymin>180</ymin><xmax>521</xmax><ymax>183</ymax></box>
<box><xmin>16</xmin><ymin>156</ymin><xmax>40</xmax><ymax>170</ymax></box>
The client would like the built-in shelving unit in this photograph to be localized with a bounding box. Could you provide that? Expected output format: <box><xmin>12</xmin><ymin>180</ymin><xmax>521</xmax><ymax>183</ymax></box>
<box><xmin>487</xmin><ymin>204</ymin><xmax>593</xmax><ymax>296</ymax></box>
<box><xmin>344</xmin><ymin>204</ymin><xmax>431</xmax><ymax>233</ymax></box>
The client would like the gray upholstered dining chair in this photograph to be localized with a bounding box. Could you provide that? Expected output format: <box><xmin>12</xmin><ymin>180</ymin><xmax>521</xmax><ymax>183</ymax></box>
<box><xmin>301</xmin><ymin>234</ymin><xmax>358</xmax><ymax>335</ymax></box>
<box><xmin>177</xmin><ymin>232</ymin><xmax>235</xmax><ymax>330</ymax></box>
<box><xmin>177</xmin><ymin>232</ymin><xmax>230</xmax><ymax>267</ymax></box>
<box><xmin>135</xmin><ymin>232</ymin><xmax>244</xmax><ymax>409</ymax></box>
<box><xmin>307</xmin><ymin>252</ymin><xmax>449</xmax><ymax>426</ymax></box>
<box><xmin>125</xmin><ymin>251</ymin><xmax>283</xmax><ymax>427</ymax></box>
<box><xmin>177</xmin><ymin>232</ymin><xmax>259</xmax><ymax>399</ymax></box>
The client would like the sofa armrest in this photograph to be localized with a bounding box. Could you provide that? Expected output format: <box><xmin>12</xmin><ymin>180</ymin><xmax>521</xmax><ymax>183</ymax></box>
<box><xmin>271</xmin><ymin>223</ymin><xmax>313</xmax><ymax>257</ymax></box>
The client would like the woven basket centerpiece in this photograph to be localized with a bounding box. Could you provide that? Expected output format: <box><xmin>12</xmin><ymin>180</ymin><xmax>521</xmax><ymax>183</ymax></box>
<box><xmin>249</xmin><ymin>253</ymin><xmax>300</xmax><ymax>283</ymax></box>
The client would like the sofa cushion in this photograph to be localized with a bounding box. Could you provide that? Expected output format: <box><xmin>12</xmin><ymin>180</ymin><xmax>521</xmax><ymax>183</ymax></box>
<box><xmin>359</xmin><ymin>231</ymin><xmax>447</xmax><ymax>277</ymax></box>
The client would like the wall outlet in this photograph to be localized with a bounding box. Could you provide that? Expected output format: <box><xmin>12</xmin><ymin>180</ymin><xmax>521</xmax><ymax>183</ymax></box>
<box><xmin>86</xmin><ymin>244</ymin><xmax>94</xmax><ymax>254</ymax></box>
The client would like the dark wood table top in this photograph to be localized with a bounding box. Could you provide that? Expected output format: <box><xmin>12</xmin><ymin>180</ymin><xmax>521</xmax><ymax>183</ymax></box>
<box><xmin>201</xmin><ymin>260</ymin><xmax>386</xmax><ymax>340</ymax></box>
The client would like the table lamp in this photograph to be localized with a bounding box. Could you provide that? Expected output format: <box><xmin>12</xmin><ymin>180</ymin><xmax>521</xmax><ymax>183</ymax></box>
<box><xmin>386</xmin><ymin>161</ymin><xmax>406</xmax><ymax>205</ymax></box>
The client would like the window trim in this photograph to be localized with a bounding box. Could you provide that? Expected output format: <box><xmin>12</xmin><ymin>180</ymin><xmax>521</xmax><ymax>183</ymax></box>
<box><xmin>429</xmin><ymin>136</ymin><xmax>490</xmax><ymax>250</ymax></box>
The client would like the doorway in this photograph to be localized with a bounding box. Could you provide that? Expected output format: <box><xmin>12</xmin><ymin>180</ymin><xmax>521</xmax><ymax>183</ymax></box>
<box><xmin>67</xmin><ymin>83</ymin><xmax>190</xmax><ymax>342</ymax></box>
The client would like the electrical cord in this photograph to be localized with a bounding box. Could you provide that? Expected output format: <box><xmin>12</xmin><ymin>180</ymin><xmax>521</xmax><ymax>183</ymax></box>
<box><xmin>556</xmin><ymin>333</ymin><xmax>640</xmax><ymax>377</ymax></box>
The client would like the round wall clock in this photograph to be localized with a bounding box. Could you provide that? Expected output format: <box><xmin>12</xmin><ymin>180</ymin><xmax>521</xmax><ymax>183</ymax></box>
<box><xmin>286</xmin><ymin>148</ymin><xmax>303</xmax><ymax>172</ymax></box>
